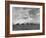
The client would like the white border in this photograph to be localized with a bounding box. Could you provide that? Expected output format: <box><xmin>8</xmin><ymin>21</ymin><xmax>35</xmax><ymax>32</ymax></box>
<box><xmin>10</xmin><ymin>4</ymin><xmax>43</xmax><ymax>34</ymax></box>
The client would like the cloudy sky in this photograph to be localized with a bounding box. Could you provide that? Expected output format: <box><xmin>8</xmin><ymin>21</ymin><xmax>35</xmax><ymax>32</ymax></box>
<box><xmin>12</xmin><ymin>7</ymin><xmax>40</xmax><ymax>24</ymax></box>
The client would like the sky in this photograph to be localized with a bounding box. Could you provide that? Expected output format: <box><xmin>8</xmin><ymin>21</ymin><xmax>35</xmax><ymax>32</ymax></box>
<box><xmin>12</xmin><ymin>7</ymin><xmax>40</xmax><ymax>24</ymax></box>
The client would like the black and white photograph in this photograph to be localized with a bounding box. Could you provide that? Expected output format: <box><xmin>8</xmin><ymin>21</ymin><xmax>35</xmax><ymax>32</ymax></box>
<box><xmin>10</xmin><ymin>4</ymin><xmax>43</xmax><ymax>34</ymax></box>
<box><xmin>12</xmin><ymin>7</ymin><xmax>40</xmax><ymax>30</ymax></box>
